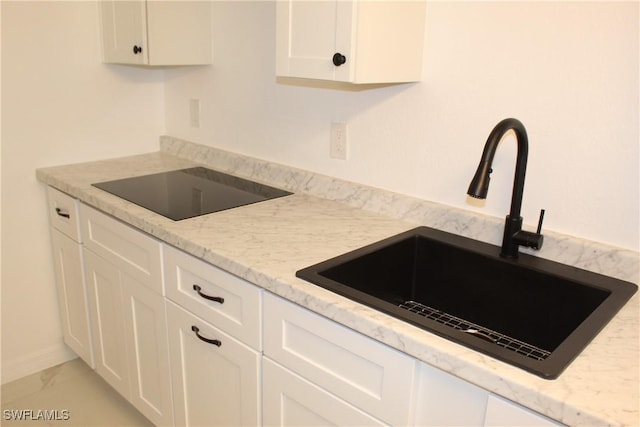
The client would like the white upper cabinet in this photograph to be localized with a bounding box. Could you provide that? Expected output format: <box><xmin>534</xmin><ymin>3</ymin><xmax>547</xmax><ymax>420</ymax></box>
<box><xmin>276</xmin><ymin>0</ymin><xmax>426</xmax><ymax>83</ymax></box>
<box><xmin>100</xmin><ymin>0</ymin><xmax>212</xmax><ymax>66</ymax></box>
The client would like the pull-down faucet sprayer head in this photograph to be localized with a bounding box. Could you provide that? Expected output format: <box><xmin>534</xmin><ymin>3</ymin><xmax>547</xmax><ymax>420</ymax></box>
<box><xmin>467</xmin><ymin>161</ymin><xmax>492</xmax><ymax>199</ymax></box>
<box><xmin>467</xmin><ymin>118</ymin><xmax>525</xmax><ymax>202</ymax></box>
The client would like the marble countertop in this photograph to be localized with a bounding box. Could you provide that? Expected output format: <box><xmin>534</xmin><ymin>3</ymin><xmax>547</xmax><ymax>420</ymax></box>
<box><xmin>36</xmin><ymin>138</ymin><xmax>639</xmax><ymax>427</ymax></box>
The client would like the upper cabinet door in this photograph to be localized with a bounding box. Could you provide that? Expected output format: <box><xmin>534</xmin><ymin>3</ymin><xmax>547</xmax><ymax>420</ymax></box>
<box><xmin>100</xmin><ymin>1</ymin><xmax>148</xmax><ymax>65</ymax></box>
<box><xmin>276</xmin><ymin>1</ymin><xmax>354</xmax><ymax>81</ymax></box>
<box><xmin>276</xmin><ymin>0</ymin><xmax>426</xmax><ymax>84</ymax></box>
<box><xmin>100</xmin><ymin>0</ymin><xmax>212</xmax><ymax>66</ymax></box>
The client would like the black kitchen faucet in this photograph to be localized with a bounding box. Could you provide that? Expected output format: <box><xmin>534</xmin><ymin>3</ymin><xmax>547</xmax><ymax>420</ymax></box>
<box><xmin>467</xmin><ymin>118</ymin><xmax>545</xmax><ymax>258</ymax></box>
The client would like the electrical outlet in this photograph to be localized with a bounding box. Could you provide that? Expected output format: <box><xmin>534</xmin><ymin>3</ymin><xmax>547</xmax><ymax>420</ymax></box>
<box><xmin>330</xmin><ymin>122</ymin><xmax>348</xmax><ymax>160</ymax></box>
<box><xmin>189</xmin><ymin>99</ymin><xmax>200</xmax><ymax>128</ymax></box>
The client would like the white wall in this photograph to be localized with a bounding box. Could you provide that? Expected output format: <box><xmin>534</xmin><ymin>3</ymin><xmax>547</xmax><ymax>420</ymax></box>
<box><xmin>1</xmin><ymin>1</ymin><xmax>164</xmax><ymax>383</ymax></box>
<box><xmin>165</xmin><ymin>1</ymin><xmax>639</xmax><ymax>251</ymax></box>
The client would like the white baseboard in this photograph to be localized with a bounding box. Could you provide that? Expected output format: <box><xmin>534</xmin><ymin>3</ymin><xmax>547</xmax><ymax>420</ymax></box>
<box><xmin>1</xmin><ymin>343</ymin><xmax>76</xmax><ymax>385</ymax></box>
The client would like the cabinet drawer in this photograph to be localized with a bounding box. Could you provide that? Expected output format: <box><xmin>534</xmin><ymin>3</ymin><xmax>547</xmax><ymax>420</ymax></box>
<box><xmin>164</xmin><ymin>245</ymin><xmax>261</xmax><ymax>350</ymax></box>
<box><xmin>80</xmin><ymin>204</ymin><xmax>163</xmax><ymax>295</ymax></box>
<box><xmin>47</xmin><ymin>187</ymin><xmax>81</xmax><ymax>242</ymax></box>
<box><xmin>263</xmin><ymin>293</ymin><xmax>416</xmax><ymax>426</ymax></box>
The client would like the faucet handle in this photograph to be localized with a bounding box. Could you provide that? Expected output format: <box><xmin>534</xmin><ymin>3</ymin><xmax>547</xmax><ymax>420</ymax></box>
<box><xmin>536</xmin><ymin>209</ymin><xmax>546</xmax><ymax>234</ymax></box>
<box><xmin>515</xmin><ymin>229</ymin><xmax>544</xmax><ymax>250</ymax></box>
<box><xmin>513</xmin><ymin>209</ymin><xmax>545</xmax><ymax>251</ymax></box>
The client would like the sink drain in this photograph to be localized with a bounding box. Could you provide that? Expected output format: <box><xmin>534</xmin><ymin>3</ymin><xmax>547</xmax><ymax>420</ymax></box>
<box><xmin>399</xmin><ymin>300</ymin><xmax>551</xmax><ymax>361</ymax></box>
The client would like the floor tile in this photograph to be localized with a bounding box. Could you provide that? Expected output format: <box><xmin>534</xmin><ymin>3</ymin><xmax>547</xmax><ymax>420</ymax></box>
<box><xmin>1</xmin><ymin>358</ymin><xmax>152</xmax><ymax>426</ymax></box>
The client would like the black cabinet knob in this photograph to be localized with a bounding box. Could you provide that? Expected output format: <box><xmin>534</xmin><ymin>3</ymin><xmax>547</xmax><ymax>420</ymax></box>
<box><xmin>133</xmin><ymin>45</ymin><xmax>143</xmax><ymax>54</ymax></box>
<box><xmin>332</xmin><ymin>52</ymin><xmax>346</xmax><ymax>66</ymax></box>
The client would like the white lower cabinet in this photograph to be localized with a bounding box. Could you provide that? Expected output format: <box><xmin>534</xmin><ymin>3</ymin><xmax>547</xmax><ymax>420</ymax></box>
<box><xmin>484</xmin><ymin>395</ymin><xmax>563</xmax><ymax>427</ymax></box>
<box><xmin>121</xmin><ymin>275</ymin><xmax>173</xmax><ymax>426</ymax></box>
<box><xmin>84</xmin><ymin>249</ymin><xmax>130</xmax><ymax>398</ymax></box>
<box><xmin>264</xmin><ymin>292</ymin><xmax>563</xmax><ymax>427</ymax></box>
<box><xmin>50</xmin><ymin>229</ymin><xmax>94</xmax><ymax>368</ymax></box>
<box><xmin>413</xmin><ymin>360</ymin><xmax>489</xmax><ymax>426</ymax></box>
<box><xmin>164</xmin><ymin>245</ymin><xmax>261</xmax><ymax>349</ymax></box>
<box><xmin>81</xmin><ymin>204</ymin><xmax>173</xmax><ymax>426</ymax></box>
<box><xmin>84</xmin><ymin>248</ymin><xmax>174</xmax><ymax>426</ymax></box>
<box><xmin>47</xmin><ymin>187</ymin><xmax>94</xmax><ymax>368</ymax></box>
<box><xmin>166</xmin><ymin>300</ymin><xmax>261</xmax><ymax>427</ymax></box>
<box><xmin>45</xmin><ymin>188</ymin><xmax>566</xmax><ymax>427</ymax></box>
<box><xmin>163</xmin><ymin>245</ymin><xmax>262</xmax><ymax>426</ymax></box>
<box><xmin>263</xmin><ymin>292</ymin><xmax>416</xmax><ymax>426</ymax></box>
<box><xmin>263</xmin><ymin>358</ymin><xmax>386</xmax><ymax>426</ymax></box>
<box><xmin>413</xmin><ymin>360</ymin><xmax>563</xmax><ymax>426</ymax></box>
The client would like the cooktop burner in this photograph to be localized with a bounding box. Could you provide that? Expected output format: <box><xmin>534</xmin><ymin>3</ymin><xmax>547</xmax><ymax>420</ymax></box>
<box><xmin>92</xmin><ymin>167</ymin><xmax>292</xmax><ymax>221</ymax></box>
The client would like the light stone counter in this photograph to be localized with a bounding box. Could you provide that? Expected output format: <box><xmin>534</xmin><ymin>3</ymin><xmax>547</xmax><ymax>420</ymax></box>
<box><xmin>36</xmin><ymin>137</ymin><xmax>639</xmax><ymax>427</ymax></box>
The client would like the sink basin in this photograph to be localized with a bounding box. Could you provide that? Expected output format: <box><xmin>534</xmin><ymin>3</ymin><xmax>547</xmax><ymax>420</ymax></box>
<box><xmin>296</xmin><ymin>227</ymin><xmax>637</xmax><ymax>379</ymax></box>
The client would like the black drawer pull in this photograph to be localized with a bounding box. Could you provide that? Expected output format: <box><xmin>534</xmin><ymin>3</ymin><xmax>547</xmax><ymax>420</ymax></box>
<box><xmin>193</xmin><ymin>284</ymin><xmax>224</xmax><ymax>304</ymax></box>
<box><xmin>191</xmin><ymin>326</ymin><xmax>221</xmax><ymax>347</ymax></box>
<box><xmin>55</xmin><ymin>208</ymin><xmax>70</xmax><ymax>218</ymax></box>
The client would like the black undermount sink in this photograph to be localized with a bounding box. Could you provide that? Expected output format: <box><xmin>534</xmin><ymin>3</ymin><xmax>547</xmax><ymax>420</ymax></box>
<box><xmin>296</xmin><ymin>227</ymin><xmax>637</xmax><ymax>379</ymax></box>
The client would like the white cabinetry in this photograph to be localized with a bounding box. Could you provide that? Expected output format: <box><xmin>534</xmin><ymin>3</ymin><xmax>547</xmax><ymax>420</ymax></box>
<box><xmin>44</xmin><ymin>187</ymin><xmax>566</xmax><ymax>427</ymax></box>
<box><xmin>166</xmin><ymin>301</ymin><xmax>261</xmax><ymax>427</ymax></box>
<box><xmin>484</xmin><ymin>395</ymin><xmax>563</xmax><ymax>427</ymax></box>
<box><xmin>164</xmin><ymin>246</ymin><xmax>262</xmax><ymax>427</ymax></box>
<box><xmin>413</xmin><ymin>360</ymin><xmax>564</xmax><ymax>427</ymax></box>
<box><xmin>164</xmin><ymin>246</ymin><xmax>261</xmax><ymax>348</ymax></box>
<box><xmin>81</xmin><ymin>204</ymin><xmax>173</xmax><ymax>426</ymax></box>
<box><xmin>83</xmin><ymin>249</ymin><xmax>130</xmax><ymax>397</ymax></box>
<box><xmin>263</xmin><ymin>358</ymin><xmax>386</xmax><ymax>427</ymax></box>
<box><xmin>413</xmin><ymin>360</ymin><xmax>488</xmax><ymax>426</ymax></box>
<box><xmin>122</xmin><ymin>275</ymin><xmax>173</xmax><ymax>426</ymax></box>
<box><xmin>276</xmin><ymin>0</ymin><xmax>426</xmax><ymax>83</ymax></box>
<box><xmin>263</xmin><ymin>292</ymin><xmax>416</xmax><ymax>426</ymax></box>
<box><xmin>47</xmin><ymin>187</ymin><xmax>94</xmax><ymax>368</ymax></box>
<box><xmin>100</xmin><ymin>0</ymin><xmax>212</xmax><ymax>66</ymax></box>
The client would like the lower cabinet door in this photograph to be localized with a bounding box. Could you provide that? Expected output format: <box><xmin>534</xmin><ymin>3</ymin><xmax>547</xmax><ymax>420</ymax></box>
<box><xmin>166</xmin><ymin>300</ymin><xmax>261</xmax><ymax>427</ymax></box>
<box><xmin>413</xmin><ymin>360</ymin><xmax>488</xmax><ymax>426</ymax></box>
<box><xmin>84</xmin><ymin>249</ymin><xmax>130</xmax><ymax>399</ymax></box>
<box><xmin>262</xmin><ymin>358</ymin><xmax>387</xmax><ymax>427</ymax></box>
<box><xmin>484</xmin><ymin>395</ymin><xmax>563</xmax><ymax>427</ymax></box>
<box><xmin>51</xmin><ymin>229</ymin><xmax>94</xmax><ymax>368</ymax></box>
<box><xmin>263</xmin><ymin>293</ymin><xmax>415</xmax><ymax>425</ymax></box>
<box><xmin>122</xmin><ymin>277</ymin><xmax>174</xmax><ymax>426</ymax></box>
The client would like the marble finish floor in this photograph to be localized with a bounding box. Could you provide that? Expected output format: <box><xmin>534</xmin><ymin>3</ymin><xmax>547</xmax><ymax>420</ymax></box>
<box><xmin>1</xmin><ymin>358</ymin><xmax>152</xmax><ymax>426</ymax></box>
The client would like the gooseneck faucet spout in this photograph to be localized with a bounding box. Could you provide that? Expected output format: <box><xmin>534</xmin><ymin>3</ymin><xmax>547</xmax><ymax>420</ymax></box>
<box><xmin>467</xmin><ymin>118</ymin><xmax>544</xmax><ymax>258</ymax></box>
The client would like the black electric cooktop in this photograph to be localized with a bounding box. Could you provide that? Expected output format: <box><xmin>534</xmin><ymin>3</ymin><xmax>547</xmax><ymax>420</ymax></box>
<box><xmin>92</xmin><ymin>167</ymin><xmax>292</xmax><ymax>221</ymax></box>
